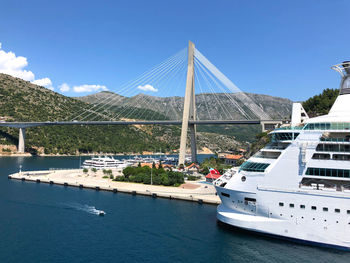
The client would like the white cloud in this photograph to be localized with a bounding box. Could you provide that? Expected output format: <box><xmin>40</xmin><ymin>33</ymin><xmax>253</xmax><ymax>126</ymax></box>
<box><xmin>0</xmin><ymin>43</ymin><xmax>108</xmax><ymax>94</ymax></box>
<box><xmin>0</xmin><ymin>42</ymin><xmax>54</xmax><ymax>90</ymax></box>
<box><xmin>137</xmin><ymin>84</ymin><xmax>158</xmax><ymax>92</ymax></box>
<box><xmin>32</xmin><ymin>77</ymin><xmax>53</xmax><ymax>90</ymax></box>
<box><xmin>59</xmin><ymin>83</ymin><xmax>70</xmax><ymax>92</ymax></box>
<box><xmin>73</xmin><ymin>84</ymin><xmax>108</xmax><ymax>93</ymax></box>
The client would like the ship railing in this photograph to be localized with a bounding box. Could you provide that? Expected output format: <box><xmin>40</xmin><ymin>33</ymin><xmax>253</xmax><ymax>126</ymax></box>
<box><xmin>275</xmin><ymin>126</ymin><xmax>304</xmax><ymax>131</ymax></box>
<box><xmin>304</xmin><ymin>122</ymin><xmax>350</xmax><ymax>131</ymax></box>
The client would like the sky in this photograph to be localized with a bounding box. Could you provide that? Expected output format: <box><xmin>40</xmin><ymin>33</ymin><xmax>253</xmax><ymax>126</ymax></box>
<box><xmin>0</xmin><ymin>0</ymin><xmax>349</xmax><ymax>101</ymax></box>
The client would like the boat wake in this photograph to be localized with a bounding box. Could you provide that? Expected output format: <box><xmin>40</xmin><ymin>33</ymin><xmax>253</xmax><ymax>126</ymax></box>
<box><xmin>65</xmin><ymin>203</ymin><xmax>106</xmax><ymax>216</ymax></box>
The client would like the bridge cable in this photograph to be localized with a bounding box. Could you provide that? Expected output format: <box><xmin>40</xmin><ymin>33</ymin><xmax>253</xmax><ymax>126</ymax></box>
<box><xmin>195</xmin><ymin>57</ymin><xmax>250</xmax><ymax>119</ymax></box>
<box><xmin>78</xmin><ymin>48</ymin><xmax>187</xmax><ymax>121</ymax></box>
<box><xmin>70</xmin><ymin>48</ymin><xmax>186</xmax><ymax>121</ymax></box>
<box><xmin>111</xmin><ymin>50</ymin><xmax>186</xmax><ymax>121</ymax></box>
<box><xmin>101</xmin><ymin>49</ymin><xmax>186</xmax><ymax>121</ymax></box>
<box><xmin>194</xmin><ymin>48</ymin><xmax>271</xmax><ymax>120</ymax></box>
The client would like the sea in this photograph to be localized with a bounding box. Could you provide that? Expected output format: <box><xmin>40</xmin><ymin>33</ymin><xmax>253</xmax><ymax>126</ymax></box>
<box><xmin>0</xmin><ymin>156</ymin><xmax>348</xmax><ymax>263</ymax></box>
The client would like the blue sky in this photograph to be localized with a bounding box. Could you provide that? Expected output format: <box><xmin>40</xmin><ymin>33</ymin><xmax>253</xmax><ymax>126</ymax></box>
<box><xmin>0</xmin><ymin>0</ymin><xmax>349</xmax><ymax>101</ymax></box>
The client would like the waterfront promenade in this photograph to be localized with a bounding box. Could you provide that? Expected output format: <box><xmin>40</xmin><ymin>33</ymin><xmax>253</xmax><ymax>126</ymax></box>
<box><xmin>8</xmin><ymin>169</ymin><xmax>220</xmax><ymax>205</ymax></box>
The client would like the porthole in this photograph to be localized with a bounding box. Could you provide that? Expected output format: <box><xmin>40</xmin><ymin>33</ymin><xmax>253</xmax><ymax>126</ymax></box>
<box><xmin>221</xmin><ymin>192</ymin><xmax>230</xmax><ymax>198</ymax></box>
<box><xmin>311</xmin><ymin>206</ymin><xmax>317</xmax><ymax>210</ymax></box>
<box><xmin>335</xmin><ymin>208</ymin><xmax>340</xmax><ymax>213</ymax></box>
<box><xmin>289</xmin><ymin>204</ymin><xmax>294</xmax><ymax>208</ymax></box>
<box><xmin>323</xmin><ymin>207</ymin><xmax>328</xmax><ymax>212</ymax></box>
<box><xmin>241</xmin><ymin>176</ymin><xmax>246</xmax><ymax>182</ymax></box>
<box><xmin>347</xmin><ymin>210</ymin><xmax>350</xmax><ymax>214</ymax></box>
<box><xmin>279</xmin><ymin>202</ymin><xmax>284</xmax><ymax>207</ymax></box>
<box><xmin>300</xmin><ymin>205</ymin><xmax>305</xmax><ymax>209</ymax></box>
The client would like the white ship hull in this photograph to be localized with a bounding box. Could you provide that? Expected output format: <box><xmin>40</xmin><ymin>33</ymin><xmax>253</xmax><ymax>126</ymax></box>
<box><xmin>215</xmin><ymin>185</ymin><xmax>350</xmax><ymax>250</ymax></box>
<box><xmin>214</xmin><ymin>62</ymin><xmax>350</xmax><ymax>250</ymax></box>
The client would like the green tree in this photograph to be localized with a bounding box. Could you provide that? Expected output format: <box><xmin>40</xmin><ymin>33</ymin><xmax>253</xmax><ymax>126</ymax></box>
<box><xmin>303</xmin><ymin>88</ymin><xmax>338</xmax><ymax>117</ymax></box>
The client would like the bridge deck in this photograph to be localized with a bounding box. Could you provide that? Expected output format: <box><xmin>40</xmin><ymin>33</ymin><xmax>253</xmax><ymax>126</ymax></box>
<box><xmin>0</xmin><ymin>120</ymin><xmax>284</xmax><ymax>128</ymax></box>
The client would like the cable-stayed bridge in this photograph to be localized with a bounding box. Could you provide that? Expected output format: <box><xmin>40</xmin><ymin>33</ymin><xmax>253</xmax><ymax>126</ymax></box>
<box><xmin>0</xmin><ymin>41</ymin><xmax>286</xmax><ymax>164</ymax></box>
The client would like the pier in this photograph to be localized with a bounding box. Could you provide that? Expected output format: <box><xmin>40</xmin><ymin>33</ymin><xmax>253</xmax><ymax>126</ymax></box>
<box><xmin>8</xmin><ymin>169</ymin><xmax>221</xmax><ymax>205</ymax></box>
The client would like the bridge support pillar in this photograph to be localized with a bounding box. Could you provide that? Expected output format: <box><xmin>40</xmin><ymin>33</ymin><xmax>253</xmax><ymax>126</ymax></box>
<box><xmin>18</xmin><ymin>128</ymin><xmax>26</xmax><ymax>153</ymax></box>
<box><xmin>189</xmin><ymin>124</ymin><xmax>197</xmax><ymax>163</ymax></box>
<box><xmin>179</xmin><ymin>41</ymin><xmax>197</xmax><ymax>166</ymax></box>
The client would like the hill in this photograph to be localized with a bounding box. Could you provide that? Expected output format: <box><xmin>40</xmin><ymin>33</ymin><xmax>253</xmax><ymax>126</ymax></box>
<box><xmin>0</xmin><ymin>74</ymin><xmax>242</xmax><ymax>155</ymax></box>
<box><xmin>77</xmin><ymin>91</ymin><xmax>293</xmax><ymax>120</ymax></box>
<box><xmin>77</xmin><ymin>91</ymin><xmax>293</xmax><ymax>142</ymax></box>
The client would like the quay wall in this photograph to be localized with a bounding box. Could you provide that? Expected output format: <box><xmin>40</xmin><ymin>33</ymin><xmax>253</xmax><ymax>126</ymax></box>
<box><xmin>8</xmin><ymin>170</ymin><xmax>221</xmax><ymax>205</ymax></box>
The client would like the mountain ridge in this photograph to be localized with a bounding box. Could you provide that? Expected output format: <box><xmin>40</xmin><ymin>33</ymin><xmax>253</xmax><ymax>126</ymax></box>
<box><xmin>0</xmin><ymin>73</ymin><xmax>247</xmax><ymax>155</ymax></box>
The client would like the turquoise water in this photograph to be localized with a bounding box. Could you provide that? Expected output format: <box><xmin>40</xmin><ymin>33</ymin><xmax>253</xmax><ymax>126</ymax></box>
<box><xmin>0</xmin><ymin>156</ymin><xmax>348</xmax><ymax>263</ymax></box>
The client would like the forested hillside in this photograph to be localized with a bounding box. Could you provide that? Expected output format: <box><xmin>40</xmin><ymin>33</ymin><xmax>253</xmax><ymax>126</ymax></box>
<box><xmin>302</xmin><ymin>89</ymin><xmax>339</xmax><ymax>117</ymax></box>
<box><xmin>0</xmin><ymin>74</ymin><xmax>241</xmax><ymax>155</ymax></box>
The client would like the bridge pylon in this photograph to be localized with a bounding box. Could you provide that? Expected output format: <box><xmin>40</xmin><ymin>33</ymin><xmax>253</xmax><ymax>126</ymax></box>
<box><xmin>18</xmin><ymin>127</ymin><xmax>26</xmax><ymax>153</ymax></box>
<box><xmin>179</xmin><ymin>41</ymin><xmax>197</xmax><ymax>166</ymax></box>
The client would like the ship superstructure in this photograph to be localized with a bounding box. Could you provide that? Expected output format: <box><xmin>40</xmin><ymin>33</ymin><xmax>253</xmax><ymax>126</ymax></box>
<box><xmin>82</xmin><ymin>156</ymin><xmax>131</xmax><ymax>170</ymax></box>
<box><xmin>215</xmin><ymin>62</ymin><xmax>350</xmax><ymax>249</ymax></box>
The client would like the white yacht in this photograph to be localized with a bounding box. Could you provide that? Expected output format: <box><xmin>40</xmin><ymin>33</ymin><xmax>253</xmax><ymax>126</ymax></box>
<box><xmin>215</xmin><ymin>61</ymin><xmax>350</xmax><ymax>250</ymax></box>
<box><xmin>82</xmin><ymin>156</ymin><xmax>131</xmax><ymax>170</ymax></box>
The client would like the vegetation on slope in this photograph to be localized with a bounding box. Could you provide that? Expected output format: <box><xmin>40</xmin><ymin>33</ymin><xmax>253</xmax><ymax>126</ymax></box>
<box><xmin>302</xmin><ymin>88</ymin><xmax>339</xmax><ymax>117</ymax></box>
<box><xmin>0</xmin><ymin>74</ymin><xmax>241</xmax><ymax>154</ymax></box>
<box><xmin>0</xmin><ymin>74</ymin><xmax>180</xmax><ymax>154</ymax></box>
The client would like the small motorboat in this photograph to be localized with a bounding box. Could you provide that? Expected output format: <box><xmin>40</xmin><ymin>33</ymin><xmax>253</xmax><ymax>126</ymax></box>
<box><xmin>98</xmin><ymin>211</ymin><xmax>105</xmax><ymax>216</ymax></box>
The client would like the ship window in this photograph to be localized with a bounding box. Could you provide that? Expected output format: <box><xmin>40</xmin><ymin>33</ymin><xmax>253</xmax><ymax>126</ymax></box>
<box><xmin>300</xmin><ymin>205</ymin><xmax>305</xmax><ymax>209</ymax></box>
<box><xmin>304</xmin><ymin>123</ymin><xmax>331</xmax><ymax>130</ymax></box>
<box><xmin>270</xmin><ymin>132</ymin><xmax>300</xmax><ymax>142</ymax></box>
<box><xmin>289</xmin><ymin>203</ymin><xmax>294</xmax><ymax>208</ymax></box>
<box><xmin>221</xmin><ymin>192</ymin><xmax>230</xmax><ymax>198</ymax></box>
<box><xmin>323</xmin><ymin>207</ymin><xmax>328</xmax><ymax>212</ymax></box>
<box><xmin>316</xmin><ymin>143</ymin><xmax>350</xmax><ymax>153</ymax></box>
<box><xmin>279</xmin><ymin>202</ymin><xmax>284</xmax><ymax>207</ymax></box>
<box><xmin>244</xmin><ymin>197</ymin><xmax>256</xmax><ymax>202</ymax></box>
<box><xmin>347</xmin><ymin>210</ymin><xmax>350</xmax><ymax>214</ymax></box>
<box><xmin>335</xmin><ymin>208</ymin><xmax>340</xmax><ymax>213</ymax></box>
<box><xmin>311</xmin><ymin>206</ymin><xmax>317</xmax><ymax>210</ymax></box>
<box><xmin>312</xmin><ymin>153</ymin><xmax>330</xmax><ymax>160</ymax></box>
<box><xmin>305</xmin><ymin>167</ymin><xmax>350</xmax><ymax>178</ymax></box>
<box><xmin>333</xmin><ymin>154</ymin><xmax>350</xmax><ymax>161</ymax></box>
<box><xmin>240</xmin><ymin>162</ymin><xmax>270</xmax><ymax>172</ymax></box>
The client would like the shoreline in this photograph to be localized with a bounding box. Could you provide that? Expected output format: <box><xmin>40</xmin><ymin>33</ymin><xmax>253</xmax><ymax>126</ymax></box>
<box><xmin>8</xmin><ymin>169</ymin><xmax>221</xmax><ymax>205</ymax></box>
<box><xmin>0</xmin><ymin>152</ymin><xmax>214</xmax><ymax>157</ymax></box>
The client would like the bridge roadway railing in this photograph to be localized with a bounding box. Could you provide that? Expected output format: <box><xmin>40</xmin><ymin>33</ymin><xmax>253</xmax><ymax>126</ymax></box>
<box><xmin>0</xmin><ymin>119</ymin><xmax>285</xmax><ymax>128</ymax></box>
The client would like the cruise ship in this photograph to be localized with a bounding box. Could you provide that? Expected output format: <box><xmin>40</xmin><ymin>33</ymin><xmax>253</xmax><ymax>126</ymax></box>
<box><xmin>215</xmin><ymin>61</ymin><xmax>350</xmax><ymax>250</ymax></box>
<box><xmin>82</xmin><ymin>156</ymin><xmax>131</xmax><ymax>170</ymax></box>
